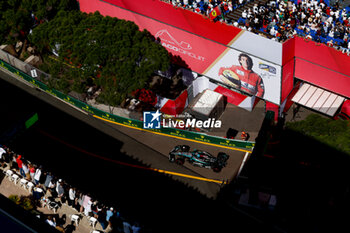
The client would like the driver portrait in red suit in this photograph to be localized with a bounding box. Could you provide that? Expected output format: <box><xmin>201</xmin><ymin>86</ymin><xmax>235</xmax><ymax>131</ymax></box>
<box><xmin>218</xmin><ymin>53</ymin><xmax>264</xmax><ymax>98</ymax></box>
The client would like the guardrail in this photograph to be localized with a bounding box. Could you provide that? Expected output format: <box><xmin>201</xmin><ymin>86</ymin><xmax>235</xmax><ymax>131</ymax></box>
<box><xmin>0</xmin><ymin>56</ymin><xmax>255</xmax><ymax>150</ymax></box>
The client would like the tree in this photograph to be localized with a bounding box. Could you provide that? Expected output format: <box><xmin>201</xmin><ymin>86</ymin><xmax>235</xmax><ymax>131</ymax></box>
<box><xmin>30</xmin><ymin>11</ymin><xmax>171</xmax><ymax>107</ymax></box>
<box><xmin>0</xmin><ymin>0</ymin><xmax>78</xmax><ymax>57</ymax></box>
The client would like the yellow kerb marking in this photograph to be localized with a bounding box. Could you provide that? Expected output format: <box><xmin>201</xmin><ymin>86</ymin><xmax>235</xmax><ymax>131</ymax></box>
<box><xmin>93</xmin><ymin>115</ymin><xmax>252</xmax><ymax>153</ymax></box>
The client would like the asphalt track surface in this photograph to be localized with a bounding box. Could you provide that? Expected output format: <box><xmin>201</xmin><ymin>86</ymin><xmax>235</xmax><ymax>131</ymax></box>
<box><xmin>0</xmin><ymin>68</ymin><xmax>287</xmax><ymax>233</ymax></box>
<box><xmin>0</xmin><ymin>67</ymin><xmax>261</xmax><ymax>198</ymax></box>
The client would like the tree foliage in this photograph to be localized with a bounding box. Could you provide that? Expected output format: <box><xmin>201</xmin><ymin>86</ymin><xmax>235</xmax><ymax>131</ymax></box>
<box><xmin>0</xmin><ymin>0</ymin><xmax>78</xmax><ymax>54</ymax></box>
<box><xmin>29</xmin><ymin>11</ymin><xmax>171</xmax><ymax>106</ymax></box>
<box><xmin>286</xmin><ymin>114</ymin><xmax>350</xmax><ymax>155</ymax></box>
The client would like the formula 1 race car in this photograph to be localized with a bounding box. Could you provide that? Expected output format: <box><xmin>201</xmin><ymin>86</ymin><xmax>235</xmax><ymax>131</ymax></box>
<box><xmin>169</xmin><ymin>145</ymin><xmax>229</xmax><ymax>172</ymax></box>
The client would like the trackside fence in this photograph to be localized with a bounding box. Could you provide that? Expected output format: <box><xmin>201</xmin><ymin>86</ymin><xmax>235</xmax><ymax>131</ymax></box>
<box><xmin>0</xmin><ymin>50</ymin><xmax>255</xmax><ymax>150</ymax></box>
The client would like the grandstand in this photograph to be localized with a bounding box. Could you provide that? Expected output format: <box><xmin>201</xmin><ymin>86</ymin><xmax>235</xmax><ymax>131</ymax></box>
<box><xmin>77</xmin><ymin>0</ymin><xmax>350</xmax><ymax>121</ymax></box>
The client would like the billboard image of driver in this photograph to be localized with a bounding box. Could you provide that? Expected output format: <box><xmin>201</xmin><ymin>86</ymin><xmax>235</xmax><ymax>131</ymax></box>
<box><xmin>218</xmin><ymin>53</ymin><xmax>264</xmax><ymax>98</ymax></box>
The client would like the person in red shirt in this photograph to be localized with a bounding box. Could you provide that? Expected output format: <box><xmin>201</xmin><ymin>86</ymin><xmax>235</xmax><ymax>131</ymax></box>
<box><xmin>218</xmin><ymin>53</ymin><xmax>265</xmax><ymax>97</ymax></box>
<box><xmin>16</xmin><ymin>155</ymin><xmax>25</xmax><ymax>177</ymax></box>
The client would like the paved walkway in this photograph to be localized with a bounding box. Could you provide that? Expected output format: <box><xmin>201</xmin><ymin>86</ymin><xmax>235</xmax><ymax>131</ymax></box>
<box><xmin>0</xmin><ymin>166</ymin><xmax>106</xmax><ymax>233</ymax></box>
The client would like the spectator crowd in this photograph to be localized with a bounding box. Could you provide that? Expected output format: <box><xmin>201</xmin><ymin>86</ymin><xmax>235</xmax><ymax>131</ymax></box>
<box><xmin>237</xmin><ymin>0</ymin><xmax>350</xmax><ymax>49</ymax></box>
<box><xmin>162</xmin><ymin>0</ymin><xmax>350</xmax><ymax>52</ymax></box>
<box><xmin>164</xmin><ymin>0</ymin><xmax>252</xmax><ymax>21</ymax></box>
<box><xmin>0</xmin><ymin>145</ymin><xmax>143</xmax><ymax>233</ymax></box>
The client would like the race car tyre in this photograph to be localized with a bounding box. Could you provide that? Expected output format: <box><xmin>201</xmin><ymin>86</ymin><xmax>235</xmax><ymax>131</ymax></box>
<box><xmin>175</xmin><ymin>158</ymin><xmax>185</xmax><ymax>165</ymax></box>
<box><xmin>181</xmin><ymin>145</ymin><xmax>190</xmax><ymax>152</ymax></box>
<box><xmin>169</xmin><ymin>154</ymin><xmax>175</xmax><ymax>163</ymax></box>
<box><xmin>217</xmin><ymin>152</ymin><xmax>229</xmax><ymax>160</ymax></box>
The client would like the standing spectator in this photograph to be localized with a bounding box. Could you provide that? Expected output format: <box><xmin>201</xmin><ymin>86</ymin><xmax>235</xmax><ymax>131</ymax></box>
<box><xmin>56</xmin><ymin>179</ymin><xmax>65</xmax><ymax>204</ymax></box>
<box><xmin>97</xmin><ymin>207</ymin><xmax>108</xmax><ymax>230</ymax></box>
<box><xmin>106</xmin><ymin>207</ymin><xmax>114</xmax><ymax>222</ymax></box>
<box><xmin>3</xmin><ymin>148</ymin><xmax>11</xmax><ymax>167</ymax></box>
<box><xmin>48</xmin><ymin>178</ymin><xmax>57</xmax><ymax>198</ymax></box>
<box><xmin>92</xmin><ymin>202</ymin><xmax>100</xmax><ymax>218</ymax></box>
<box><xmin>29</xmin><ymin>164</ymin><xmax>36</xmax><ymax>182</ymax></box>
<box><xmin>0</xmin><ymin>146</ymin><xmax>6</xmax><ymax>168</ymax></box>
<box><xmin>44</xmin><ymin>172</ymin><xmax>53</xmax><ymax>189</ymax></box>
<box><xmin>44</xmin><ymin>172</ymin><xmax>52</xmax><ymax>190</ymax></box>
<box><xmin>16</xmin><ymin>155</ymin><xmax>25</xmax><ymax>177</ymax></box>
<box><xmin>78</xmin><ymin>192</ymin><xmax>85</xmax><ymax>213</ymax></box>
<box><xmin>84</xmin><ymin>200</ymin><xmax>92</xmax><ymax>217</ymax></box>
<box><xmin>39</xmin><ymin>169</ymin><xmax>47</xmax><ymax>185</ymax></box>
<box><xmin>68</xmin><ymin>187</ymin><xmax>76</xmax><ymax>207</ymax></box>
<box><xmin>10</xmin><ymin>154</ymin><xmax>17</xmax><ymax>170</ymax></box>
<box><xmin>82</xmin><ymin>194</ymin><xmax>92</xmax><ymax>215</ymax></box>
<box><xmin>22</xmin><ymin>162</ymin><xmax>30</xmax><ymax>180</ymax></box>
<box><xmin>34</xmin><ymin>166</ymin><xmax>42</xmax><ymax>185</ymax></box>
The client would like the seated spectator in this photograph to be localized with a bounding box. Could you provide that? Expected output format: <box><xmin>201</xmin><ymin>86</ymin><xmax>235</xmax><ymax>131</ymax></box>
<box><xmin>46</xmin><ymin>216</ymin><xmax>56</xmax><ymax>227</ymax></box>
<box><xmin>64</xmin><ymin>221</ymin><xmax>76</xmax><ymax>233</ymax></box>
<box><xmin>327</xmin><ymin>39</ymin><xmax>334</xmax><ymax>47</ymax></box>
<box><xmin>33</xmin><ymin>186</ymin><xmax>44</xmax><ymax>200</ymax></box>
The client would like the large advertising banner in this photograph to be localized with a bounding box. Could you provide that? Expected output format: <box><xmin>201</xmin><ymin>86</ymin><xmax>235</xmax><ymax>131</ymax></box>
<box><xmin>205</xmin><ymin>49</ymin><xmax>281</xmax><ymax>105</ymax></box>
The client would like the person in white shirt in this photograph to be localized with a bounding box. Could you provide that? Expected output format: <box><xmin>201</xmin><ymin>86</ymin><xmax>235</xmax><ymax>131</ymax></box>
<box><xmin>242</xmin><ymin>10</ymin><xmax>247</xmax><ymax>19</ymax></box>
<box><xmin>34</xmin><ymin>166</ymin><xmax>41</xmax><ymax>184</ymax></box>
<box><xmin>253</xmin><ymin>4</ymin><xmax>258</xmax><ymax>14</ymax></box>
<box><xmin>22</xmin><ymin>163</ymin><xmax>30</xmax><ymax>179</ymax></box>
<box><xmin>270</xmin><ymin>27</ymin><xmax>276</xmax><ymax>36</ymax></box>
<box><xmin>0</xmin><ymin>146</ymin><xmax>6</xmax><ymax>159</ymax></box>
<box><xmin>0</xmin><ymin>146</ymin><xmax>6</xmax><ymax>168</ymax></box>
<box><xmin>46</xmin><ymin>216</ymin><xmax>56</xmax><ymax>227</ymax></box>
<box><xmin>68</xmin><ymin>187</ymin><xmax>76</xmax><ymax>207</ymax></box>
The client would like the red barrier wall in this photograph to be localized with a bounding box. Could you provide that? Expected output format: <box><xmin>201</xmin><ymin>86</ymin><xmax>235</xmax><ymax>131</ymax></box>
<box><xmin>295</xmin><ymin>58</ymin><xmax>350</xmax><ymax>98</ymax></box>
<box><xmin>281</xmin><ymin>59</ymin><xmax>295</xmax><ymax>103</ymax></box>
<box><xmin>282</xmin><ymin>37</ymin><xmax>350</xmax><ymax>100</ymax></box>
<box><xmin>294</xmin><ymin>37</ymin><xmax>350</xmax><ymax>77</ymax></box>
<box><xmin>282</xmin><ymin>37</ymin><xmax>295</xmax><ymax>65</ymax></box>
<box><xmin>97</xmin><ymin>0</ymin><xmax>242</xmax><ymax>45</ymax></box>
